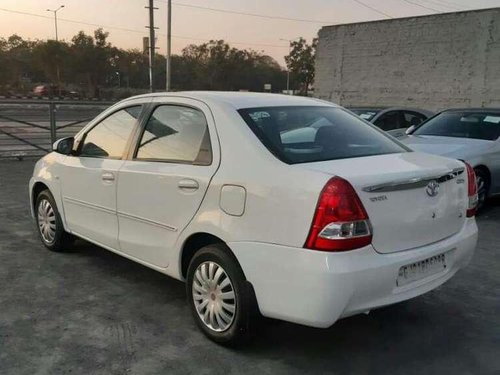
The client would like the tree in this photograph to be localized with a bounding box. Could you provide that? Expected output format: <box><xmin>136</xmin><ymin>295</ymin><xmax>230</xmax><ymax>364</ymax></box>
<box><xmin>0</xmin><ymin>31</ymin><xmax>288</xmax><ymax>96</ymax></box>
<box><xmin>284</xmin><ymin>37</ymin><xmax>317</xmax><ymax>95</ymax></box>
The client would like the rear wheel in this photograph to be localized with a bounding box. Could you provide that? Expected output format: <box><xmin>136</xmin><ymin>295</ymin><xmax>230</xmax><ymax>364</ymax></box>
<box><xmin>35</xmin><ymin>190</ymin><xmax>74</xmax><ymax>252</ymax></box>
<box><xmin>186</xmin><ymin>244</ymin><xmax>255</xmax><ymax>345</ymax></box>
<box><xmin>474</xmin><ymin>168</ymin><xmax>490</xmax><ymax>212</ymax></box>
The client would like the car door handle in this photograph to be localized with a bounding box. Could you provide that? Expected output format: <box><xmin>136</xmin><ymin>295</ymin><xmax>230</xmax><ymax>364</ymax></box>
<box><xmin>101</xmin><ymin>172</ymin><xmax>115</xmax><ymax>182</ymax></box>
<box><xmin>178</xmin><ymin>179</ymin><xmax>199</xmax><ymax>191</ymax></box>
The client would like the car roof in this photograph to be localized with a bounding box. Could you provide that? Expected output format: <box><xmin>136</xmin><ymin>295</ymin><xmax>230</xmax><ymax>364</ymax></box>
<box><xmin>441</xmin><ymin>108</ymin><xmax>500</xmax><ymax>113</ymax></box>
<box><xmin>349</xmin><ymin>106</ymin><xmax>432</xmax><ymax>113</ymax></box>
<box><xmin>123</xmin><ymin>91</ymin><xmax>338</xmax><ymax>110</ymax></box>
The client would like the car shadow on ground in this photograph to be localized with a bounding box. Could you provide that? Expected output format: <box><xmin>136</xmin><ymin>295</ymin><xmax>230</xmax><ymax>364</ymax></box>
<box><xmin>66</xmin><ymin>237</ymin><xmax>485</xmax><ymax>374</ymax></box>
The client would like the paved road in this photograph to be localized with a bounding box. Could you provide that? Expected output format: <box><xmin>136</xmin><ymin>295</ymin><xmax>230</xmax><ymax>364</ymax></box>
<box><xmin>0</xmin><ymin>160</ymin><xmax>499</xmax><ymax>375</ymax></box>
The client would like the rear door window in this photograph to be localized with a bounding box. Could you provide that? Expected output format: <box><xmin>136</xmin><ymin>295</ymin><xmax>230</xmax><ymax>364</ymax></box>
<box><xmin>238</xmin><ymin>106</ymin><xmax>407</xmax><ymax>164</ymax></box>
<box><xmin>135</xmin><ymin>105</ymin><xmax>212</xmax><ymax>165</ymax></box>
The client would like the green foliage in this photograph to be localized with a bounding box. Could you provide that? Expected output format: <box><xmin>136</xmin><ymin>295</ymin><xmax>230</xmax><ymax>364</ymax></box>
<box><xmin>0</xmin><ymin>31</ymin><xmax>288</xmax><ymax>97</ymax></box>
<box><xmin>284</xmin><ymin>37</ymin><xmax>317</xmax><ymax>95</ymax></box>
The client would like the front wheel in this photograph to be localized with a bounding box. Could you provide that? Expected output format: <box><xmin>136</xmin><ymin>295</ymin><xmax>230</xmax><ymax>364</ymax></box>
<box><xmin>186</xmin><ymin>244</ymin><xmax>256</xmax><ymax>345</ymax></box>
<box><xmin>35</xmin><ymin>190</ymin><xmax>74</xmax><ymax>252</ymax></box>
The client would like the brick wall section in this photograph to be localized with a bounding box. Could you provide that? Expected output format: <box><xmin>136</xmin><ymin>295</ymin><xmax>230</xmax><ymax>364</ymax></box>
<box><xmin>315</xmin><ymin>8</ymin><xmax>500</xmax><ymax>111</ymax></box>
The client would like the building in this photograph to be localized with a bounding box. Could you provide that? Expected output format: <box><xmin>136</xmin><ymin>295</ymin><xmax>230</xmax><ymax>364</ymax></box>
<box><xmin>314</xmin><ymin>8</ymin><xmax>500</xmax><ymax>111</ymax></box>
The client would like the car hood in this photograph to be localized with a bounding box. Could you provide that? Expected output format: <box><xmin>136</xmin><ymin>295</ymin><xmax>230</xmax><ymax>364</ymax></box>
<box><xmin>400</xmin><ymin>135</ymin><xmax>494</xmax><ymax>158</ymax></box>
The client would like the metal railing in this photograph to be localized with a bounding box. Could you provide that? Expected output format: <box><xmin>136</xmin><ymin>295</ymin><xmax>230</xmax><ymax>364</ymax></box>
<box><xmin>0</xmin><ymin>100</ymin><xmax>115</xmax><ymax>159</ymax></box>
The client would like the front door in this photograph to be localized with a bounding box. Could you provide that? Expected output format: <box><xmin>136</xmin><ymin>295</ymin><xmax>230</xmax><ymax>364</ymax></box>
<box><xmin>60</xmin><ymin>105</ymin><xmax>142</xmax><ymax>250</ymax></box>
<box><xmin>117</xmin><ymin>99</ymin><xmax>219</xmax><ymax>267</ymax></box>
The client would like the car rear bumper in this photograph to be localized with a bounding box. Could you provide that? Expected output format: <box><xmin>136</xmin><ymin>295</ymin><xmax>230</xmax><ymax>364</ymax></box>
<box><xmin>229</xmin><ymin>217</ymin><xmax>477</xmax><ymax>328</ymax></box>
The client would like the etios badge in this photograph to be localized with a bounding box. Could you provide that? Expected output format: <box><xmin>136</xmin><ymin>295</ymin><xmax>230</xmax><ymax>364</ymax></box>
<box><xmin>426</xmin><ymin>180</ymin><xmax>440</xmax><ymax>197</ymax></box>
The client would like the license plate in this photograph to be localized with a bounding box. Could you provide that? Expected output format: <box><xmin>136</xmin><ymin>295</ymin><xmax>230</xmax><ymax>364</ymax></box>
<box><xmin>397</xmin><ymin>253</ymin><xmax>447</xmax><ymax>287</ymax></box>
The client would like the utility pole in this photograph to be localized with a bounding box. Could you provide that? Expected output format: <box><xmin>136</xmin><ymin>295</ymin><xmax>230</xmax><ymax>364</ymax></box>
<box><xmin>166</xmin><ymin>0</ymin><xmax>172</xmax><ymax>91</ymax></box>
<box><xmin>145</xmin><ymin>0</ymin><xmax>158</xmax><ymax>93</ymax></box>
<box><xmin>47</xmin><ymin>5</ymin><xmax>65</xmax><ymax>97</ymax></box>
<box><xmin>47</xmin><ymin>5</ymin><xmax>64</xmax><ymax>41</ymax></box>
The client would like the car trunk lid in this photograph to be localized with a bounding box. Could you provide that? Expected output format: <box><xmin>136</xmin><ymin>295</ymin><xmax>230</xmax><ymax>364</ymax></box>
<box><xmin>297</xmin><ymin>152</ymin><xmax>468</xmax><ymax>253</ymax></box>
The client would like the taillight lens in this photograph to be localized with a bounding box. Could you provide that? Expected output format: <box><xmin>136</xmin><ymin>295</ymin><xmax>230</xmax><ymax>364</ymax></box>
<box><xmin>465</xmin><ymin>162</ymin><xmax>478</xmax><ymax>217</ymax></box>
<box><xmin>305</xmin><ymin>177</ymin><xmax>372</xmax><ymax>252</ymax></box>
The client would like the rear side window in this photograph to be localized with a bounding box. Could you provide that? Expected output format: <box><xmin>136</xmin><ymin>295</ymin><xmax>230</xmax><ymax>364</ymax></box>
<box><xmin>238</xmin><ymin>106</ymin><xmax>407</xmax><ymax>164</ymax></box>
<box><xmin>79</xmin><ymin>106</ymin><xmax>141</xmax><ymax>159</ymax></box>
<box><xmin>135</xmin><ymin>105</ymin><xmax>212</xmax><ymax>165</ymax></box>
<box><xmin>374</xmin><ymin>111</ymin><xmax>400</xmax><ymax>131</ymax></box>
<box><xmin>402</xmin><ymin>111</ymin><xmax>427</xmax><ymax>128</ymax></box>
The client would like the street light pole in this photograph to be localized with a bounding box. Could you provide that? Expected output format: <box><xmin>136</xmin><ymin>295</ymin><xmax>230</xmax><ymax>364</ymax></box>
<box><xmin>280</xmin><ymin>38</ymin><xmax>297</xmax><ymax>95</ymax></box>
<box><xmin>47</xmin><ymin>5</ymin><xmax>65</xmax><ymax>41</ymax></box>
<box><xmin>166</xmin><ymin>0</ymin><xmax>172</xmax><ymax>91</ymax></box>
<box><xmin>47</xmin><ymin>5</ymin><xmax>65</xmax><ymax>97</ymax></box>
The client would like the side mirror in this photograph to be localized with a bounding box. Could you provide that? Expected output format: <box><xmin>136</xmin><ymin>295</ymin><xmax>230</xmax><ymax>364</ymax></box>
<box><xmin>406</xmin><ymin>125</ymin><xmax>416</xmax><ymax>135</ymax></box>
<box><xmin>53</xmin><ymin>137</ymin><xmax>74</xmax><ymax>155</ymax></box>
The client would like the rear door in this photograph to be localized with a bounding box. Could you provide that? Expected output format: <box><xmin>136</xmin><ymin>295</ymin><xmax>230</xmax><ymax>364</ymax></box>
<box><xmin>116</xmin><ymin>97</ymin><xmax>219</xmax><ymax>267</ymax></box>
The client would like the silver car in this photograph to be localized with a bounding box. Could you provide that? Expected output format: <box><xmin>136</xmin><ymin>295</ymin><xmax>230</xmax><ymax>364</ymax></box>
<box><xmin>349</xmin><ymin>107</ymin><xmax>433</xmax><ymax>138</ymax></box>
<box><xmin>402</xmin><ymin>108</ymin><xmax>500</xmax><ymax>208</ymax></box>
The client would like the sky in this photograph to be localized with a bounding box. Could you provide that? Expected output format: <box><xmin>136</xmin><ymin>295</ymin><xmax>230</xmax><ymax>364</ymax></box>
<box><xmin>0</xmin><ymin>0</ymin><xmax>499</xmax><ymax>66</ymax></box>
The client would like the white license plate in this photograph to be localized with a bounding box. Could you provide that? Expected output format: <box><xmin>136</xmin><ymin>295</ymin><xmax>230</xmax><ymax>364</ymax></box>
<box><xmin>397</xmin><ymin>253</ymin><xmax>447</xmax><ymax>287</ymax></box>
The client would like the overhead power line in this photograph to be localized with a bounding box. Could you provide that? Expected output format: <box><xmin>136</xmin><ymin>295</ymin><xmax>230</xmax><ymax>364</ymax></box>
<box><xmin>0</xmin><ymin>7</ymin><xmax>289</xmax><ymax>49</ymax></box>
<box><xmin>350</xmin><ymin>0</ymin><xmax>393</xmax><ymax>18</ymax></box>
<box><xmin>154</xmin><ymin>0</ymin><xmax>335</xmax><ymax>24</ymax></box>
<box><xmin>429</xmin><ymin>0</ymin><xmax>469</xmax><ymax>9</ymax></box>
<box><xmin>399</xmin><ymin>0</ymin><xmax>442</xmax><ymax>12</ymax></box>
<box><xmin>418</xmin><ymin>0</ymin><xmax>462</xmax><ymax>11</ymax></box>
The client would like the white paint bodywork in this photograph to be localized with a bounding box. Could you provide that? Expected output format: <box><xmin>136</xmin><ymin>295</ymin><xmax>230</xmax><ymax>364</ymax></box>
<box><xmin>29</xmin><ymin>92</ymin><xmax>478</xmax><ymax>328</ymax></box>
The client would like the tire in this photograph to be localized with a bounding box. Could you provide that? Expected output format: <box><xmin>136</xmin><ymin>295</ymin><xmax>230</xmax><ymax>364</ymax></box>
<box><xmin>35</xmin><ymin>189</ymin><xmax>74</xmax><ymax>252</ymax></box>
<box><xmin>474</xmin><ymin>168</ymin><xmax>490</xmax><ymax>212</ymax></box>
<box><xmin>186</xmin><ymin>244</ymin><xmax>256</xmax><ymax>345</ymax></box>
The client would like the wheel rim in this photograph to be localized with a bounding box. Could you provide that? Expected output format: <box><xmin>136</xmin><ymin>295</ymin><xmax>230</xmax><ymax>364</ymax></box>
<box><xmin>37</xmin><ymin>199</ymin><xmax>56</xmax><ymax>244</ymax></box>
<box><xmin>192</xmin><ymin>261</ymin><xmax>236</xmax><ymax>332</ymax></box>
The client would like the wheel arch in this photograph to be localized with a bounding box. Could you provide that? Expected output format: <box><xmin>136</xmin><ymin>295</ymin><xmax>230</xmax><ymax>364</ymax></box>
<box><xmin>473</xmin><ymin>164</ymin><xmax>491</xmax><ymax>190</ymax></box>
<box><xmin>179</xmin><ymin>232</ymin><xmax>249</xmax><ymax>283</ymax></box>
<box><xmin>32</xmin><ymin>181</ymin><xmax>50</xmax><ymax>213</ymax></box>
<box><xmin>180</xmin><ymin>232</ymin><xmax>227</xmax><ymax>280</ymax></box>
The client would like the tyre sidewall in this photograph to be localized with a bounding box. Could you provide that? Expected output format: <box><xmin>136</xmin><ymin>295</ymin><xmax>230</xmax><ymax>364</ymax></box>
<box><xmin>474</xmin><ymin>168</ymin><xmax>489</xmax><ymax>211</ymax></box>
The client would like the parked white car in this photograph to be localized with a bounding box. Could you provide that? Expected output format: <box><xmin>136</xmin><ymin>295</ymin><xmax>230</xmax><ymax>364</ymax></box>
<box><xmin>29</xmin><ymin>92</ymin><xmax>478</xmax><ymax>345</ymax></box>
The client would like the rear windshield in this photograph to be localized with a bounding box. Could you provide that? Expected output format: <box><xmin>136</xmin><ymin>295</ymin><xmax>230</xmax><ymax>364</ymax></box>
<box><xmin>238</xmin><ymin>106</ymin><xmax>407</xmax><ymax>164</ymax></box>
<box><xmin>413</xmin><ymin>112</ymin><xmax>500</xmax><ymax>141</ymax></box>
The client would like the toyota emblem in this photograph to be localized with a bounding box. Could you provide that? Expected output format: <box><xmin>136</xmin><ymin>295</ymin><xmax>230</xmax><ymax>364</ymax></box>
<box><xmin>426</xmin><ymin>180</ymin><xmax>440</xmax><ymax>197</ymax></box>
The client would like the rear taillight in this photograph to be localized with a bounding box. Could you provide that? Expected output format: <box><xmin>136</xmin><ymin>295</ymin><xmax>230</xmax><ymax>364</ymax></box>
<box><xmin>305</xmin><ymin>177</ymin><xmax>372</xmax><ymax>252</ymax></box>
<box><xmin>465</xmin><ymin>162</ymin><xmax>478</xmax><ymax>217</ymax></box>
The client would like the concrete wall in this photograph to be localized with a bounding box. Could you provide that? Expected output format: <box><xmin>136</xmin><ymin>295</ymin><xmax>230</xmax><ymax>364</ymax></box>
<box><xmin>315</xmin><ymin>8</ymin><xmax>500</xmax><ymax>111</ymax></box>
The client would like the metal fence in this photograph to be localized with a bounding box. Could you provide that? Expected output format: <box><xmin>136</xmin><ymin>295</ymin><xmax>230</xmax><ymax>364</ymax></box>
<box><xmin>0</xmin><ymin>100</ymin><xmax>115</xmax><ymax>159</ymax></box>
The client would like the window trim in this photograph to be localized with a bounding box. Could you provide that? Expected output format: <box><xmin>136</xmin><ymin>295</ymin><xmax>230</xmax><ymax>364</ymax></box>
<box><xmin>75</xmin><ymin>105</ymin><xmax>143</xmax><ymax>160</ymax></box>
<box><xmin>131</xmin><ymin>103</ymin><xmax>213</xmax><ymax>166</ymax></box>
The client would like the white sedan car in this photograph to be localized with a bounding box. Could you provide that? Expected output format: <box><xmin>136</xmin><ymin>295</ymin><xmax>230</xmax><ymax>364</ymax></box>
<box><xmin>29</xmin><ymin>92</ymin><xmax>478</xmax><ymax>344</ymax></box>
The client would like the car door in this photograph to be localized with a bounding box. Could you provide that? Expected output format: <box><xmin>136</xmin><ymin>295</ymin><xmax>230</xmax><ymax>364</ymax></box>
<box><xmin>60</xmin><ymin>103</ymin><xmax>144</xmax><ymax>250</ymax></box>
<box><xmin>116</xmin><ymin>97</ymin><xmax>220</xmax><ymax>267</ymax></box>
